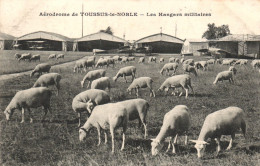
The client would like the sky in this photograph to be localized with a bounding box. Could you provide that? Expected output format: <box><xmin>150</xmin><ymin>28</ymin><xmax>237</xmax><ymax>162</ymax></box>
<box><xmin>0</xmin><ymin>0</ymin><xmax>259</xmax><ymax>41</ymax></box>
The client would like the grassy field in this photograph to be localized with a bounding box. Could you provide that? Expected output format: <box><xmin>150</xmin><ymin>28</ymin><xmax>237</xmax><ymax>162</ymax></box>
<box><xmin>0</xmin><ymin>54</ymin><xmax>259</xmax><ymax>165</ymax></box>
<box><xmin>0</xmin><ymin>50</ymin><xmax>92</xmax><ymax>75</ymax></box>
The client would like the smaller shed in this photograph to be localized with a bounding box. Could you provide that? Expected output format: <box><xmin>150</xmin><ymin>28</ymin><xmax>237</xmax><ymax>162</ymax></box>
<box><xmin>0</xmin><ymin>32</ymin><xmax>15</xmax><ymax>50</ymax></box>
<box><xmin>182</xmin><ymin>39</ymin><xmax>209</xmax><ymax>56</ymax></box>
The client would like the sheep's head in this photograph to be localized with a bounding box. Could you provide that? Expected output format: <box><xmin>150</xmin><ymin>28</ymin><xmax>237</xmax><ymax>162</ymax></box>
<box><xmin>79</xmin><ymin>127</ymin><xmax>88</xmax><ymax>142</ymax></box>
<box><xmin>157</xmin><ymin>85</ymin><xmax>165</xmax><ymax>92</ymax></box>
<box><xmin>30</xmin><ymin>72</ymin><xmax>34</xmax><ymax>77</ymax></box>
<box><xmin>4</xmin><ymin>108</ymin><xmax>14</xmax><ymax>121</ymax></box>
<box><xmin>80</xmin><ymin>81</ymin><xmax>84</xmax><ymax>88</ymax></box>
<box><xmin>229</xmin><ymin>66</ymin><xmax>237</xmax><ymax>75</ymax></box>
<box><xmin>190</xmin><ymin>140</ymin><xmax>209</xmax><ymax>158</ymax></box>
<box><xmin>127</xmin><ymin>88</ymin><xmax>132</xmax><ymax>94</ymax></box>
<box><xmin>86</xmin><ymin>99</ymin><xmax>94</xmax><ymax>114</ymax></box>
<box><xmin>113</xmin><ymin>76</ymin><xmax>117</xmax><ymax>82</ymax></box>
<box><xmin>151</xmin><ymin>139</ymin><xmax>163</xmax><ymax>156</ymax></box>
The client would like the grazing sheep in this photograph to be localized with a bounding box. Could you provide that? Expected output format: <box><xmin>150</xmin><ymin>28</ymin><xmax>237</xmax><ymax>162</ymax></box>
<box><xmin>79</xmin><ymin>102</ymin><xmax>128</xmax><ymax>153</ymax></box>
<box><xmin>160</xmin><ymin>63</ymin><xmax>178</xmax><ymax>76</ymax></box>
<box><xmin>121</xmin><ymin>56</ymin><xmax>129</xmax><ymax>64</ymax></box>
<box><xmin>80</xmin><ymin>69</ymin><xmax>106</xmax><ymax>88</ymax></box>
<box><xmin>183</xmin><ymin>59</ymin><xmax>194</xmax><ymax>66</ymax></box>
<box><xmin>30</xmin><ymin>63</ymin><xmax>51</xmax><ymax>77</ymax></box>
<box><xmin>74</xmin><ymin>59</ymin><xmax>87</xmax><ymax>73</ymax></box>
<box><xmin>151</xmin><ymin>105</ymin><xmax>190</xmax><ymax>155</ymax></box>
<box><xmin>235</xmin><ymin>59</ymin><xmax>248</xmax><ymax>66</ymax></box>
<box><xmin>213</xmin><ymin>66</ymin><xmax>237</xmax><ymax>84</ymax></box>
<box><xmin>4</xmin><ymin>87</ymin><xmax>52</xmax><ymax>123</ymax></box>
<box><xmin>148</xmin><ymin>57</ymin><xmax>157</xmax><ymax>63</ymax></box>
<box><xmin>14</xmin><ymin>53</ymin><xmax>21</xmax><ymax>59</ymax></box>
<box><xmin>18</xmin><ymin>53</ymin><xmax>32</xmax><ymax>62</ymax></box>
<box><xmin>158</xmin><ymin>74</ymin><xmax>194</xmax><ymax>98</ymax></box>
<box><xmin>216</xmin><ymin>59</ymin><xmax>221</xmax><ymax>64</ymax></box>
<box><xmin>95</xmin><ymin>58</ymin><xmax>109</xmax><ymax>68</ymax></box>
<box><xmin>222</xmin><ymin>59</ymin><xmax>236</xmax><ymax>65</ymax></box>
<box><xmin>85</xmin><ymin>59</ymin><xmax>95</xmax><ymax>69</ymax></box>
<box><xmin>30</xmin><ymin>54</ymin><xmax>41</xmax><ymax>62</ymax></box>
<box><xmin>159</xmin><ymin>58</ymin><xmax>164</xmax><ymax>63</ymax></box>
<box><xmin>190</xmin><ymin>106</ymin><xmax>246</xmax><ymax>158</ymax></box>
<box><xmin>128</xmin><ymin>57</ymin><xmax>135</xmax><ymax>62</ymax></box>
<box><xmin>169</xmin><ymin>57</ymin><xmax>175</xmax><ymax>63</ymax></box>
<box><xmin>127</xmin><ymin>77</ymin><xmax>155</xmax><ymax>97</ymax></box>
<box><xmin>180</xmin><ymin>58</ymin><xmax>185</xmax><ymax>63</ymax></box>
<box><xmin>113</xmin><ymin>66</ymin><xmax>136</xmax><ymax>83</ymax></box>
<box><xmin>106</xmin><ymin>58</ymin><xmax>115</xmax><ymax>67</ymax></box>
<box><xmin>175</xmin><ymin>58</ymin><xmax>180</xmax><ymax>64</ymax></box>
<box><xmin>56</xmin><ymin>54</ymin><xmax>64</xmax><ymax>59</ymax></box>
<box><xmin>91</xmin><ymin>77</ymin><xmax>111</xmax><ymax>91</ymax></box>
<box><xmin>182</xmin><ymin>64</ymin><xmax>197</xmax><ymax>76</ymax></box>
<box><xmin>251</xmin><ymin>59</ymin><xmax>260</xmax><ymax>69</ymax></box>
<box><xmin>195</xmin><ymin>61</ymin><xmax>208</xmax><ymax>71</ymax></box>
<box><xmin>113</xmin><ymin>55</ymin><xmax>121</xmax><ymax>63</ymax></box>
<box><xmin>72</xmin><ymin>89</ymin><xmax>110</xmax><ymax>127</ymax></box>
<box><xmin>32</xmin><ymin>73</ymin><xmax>62</xmax><ymax>96</ymax></box>
<box><xmin>48</xmin><ymin>54</ymin><xmax>56</xmax><ymax>59</ymax></box>
<box><xmin>207</xmin><ymin>59</ymin><xmax>216</xmax><ymax>65</ymax></box>
<box><xmin>138</xmin><ymin>57</ymin><xmax>145</xmax><ymax>63</ymax></box>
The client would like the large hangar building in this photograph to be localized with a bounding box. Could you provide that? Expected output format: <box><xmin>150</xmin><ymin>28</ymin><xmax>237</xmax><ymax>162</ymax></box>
<box><xmin>73</xmin><ymin>32</ymin><xmax>127</xmax><ymax>52</ymax></box>
<box><xmin>135</xmin><ymin>33</ymin><xmax>184</xmax><ymax>54</ymax></box>
<box><xmin>16</xmin><ymin>31</ymin><xmax>73</xmax><ymax>51</ymax></box>
<box><xmin>0</xmin><ymin>32</ymin><xmax>15</xmax><ymax>50</ymax></box>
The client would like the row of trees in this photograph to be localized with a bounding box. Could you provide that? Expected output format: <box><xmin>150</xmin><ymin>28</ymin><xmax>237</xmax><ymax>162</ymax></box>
<box><xmin>202</xmin><ymin>23</ymin><xmax>231</xmax><ymax>39</ymax></box>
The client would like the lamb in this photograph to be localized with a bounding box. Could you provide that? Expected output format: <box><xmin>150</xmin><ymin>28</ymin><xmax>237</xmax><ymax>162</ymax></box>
<box><xmin>183</xmin><ymin>59</ymin><xmax>194</xmax><ymax>66</ymax></box>
<box><xmin>87</xmin><ymin>98</ymin><xmax>149</xmax><ymax>139</ymax></box>
<box><xmin>190</xmin><ymin>106</ymin><xmax>246</xmax><ymax>158</ymax></box>
<box><xmin>127</xmin><ymin>77</ymin><xmax>155</xmax><ymax>97</ymax></box>
<box><xmin>159</xmin><ymin>58</ymin><xmax>164</xmax><ymax>63</ymax></box>
<box><xmin>148</xmin><ymin>57</ymin><xmax>157</xmax><ymax>63</ymax></box>
<box><xmin>72</xmin><ymin>89</ymin><xmax>110</xmax><ymax>127</ymax></box>
<box><xmin>56</xmin><ymin>54</ymin><xmax>64</xmax><ymax>59</ymax></box>
<box><xmin>80</xmin><ymin>69</ymin><xmax>106</xmax><ymax>88</ymax></box>
<box><xmin>48</xmin><ymin>54</ymin><xmax>56</xmax><ymax>59</ymax></box>
<box><xmin>207</xmin><ymin>59</ymin><xmax>216</xmax><ymax>64</ymax></box>
<box><xmin>138</xmin><ymin>57</ymin><xmax>145</xmax><ymax>63</ymax></box>
<box><xmin>158</xmin><ymin>74</ymin><xmax>194</xmax><ymax>98</ymax></box>
<box><xmin>79</xmin><ymin>102</ymin><xmax>128</xmax><ymax>153</ymax></box>
<box><xmin>4</xmin><ymin>87</ymin><xmax>52</xmax><ymax>123</ymax></box>
<box><xmin>213</xmin><ymin>66</ymin><xmax>237</xmax><ymax>84</ymax></box>
<box><xmin>195</xmin><ymin>61</ymin><xmax>208</xmax><ymax>71</ymax></box>
<box><xmin>95</xmin><ymin>58</ymin><xmax>108</xmax><ymax>68</ymax></box>
<box><xmin>151</xmin><ymin>105</ymin><xmax>190</xmax><ymax>155</ymax></box>
<box><xmin>182</xmin><ymin>64</ymin><xmax>197</xmax><ymax>76</ymax></box>
<box><xmin>30</xmin><ymin>63</ymin><xmax>51</xmax><ymax>77</ymax></box>
<box><xmin>18</xmin><ymin>53</ymin><xmax>32</xmax><ymax>62</ymax></box>
<box><xmin>14</xmin><ymin>53</ymin><xmax>21</xmax><ymax>59</ymax></box>
<box><xmin>32</xmin><ymin>73</ymin><xmax>62</xmax><ymax>96</ymax></box>
<box><xmin>113</xmin><ymin>66</ymin><xmax>136</xmax><ymax>83</ymax></box>
<box><xmin>30</xmin><ymin>54</ymin><xmax>41</xmax><ymax>62</ymax></box>
<box><xmin>91</xmin><ymin>77</ymin><xmax>111</xmax><ymax>91</ymax></box>
<box><xmin>160</xmin><ymin>63</ymin><xmax>178</xmax><ymax>76</ymax></box>
<box><xmin>73</xmin><ymin>59</ymin><xmax>87</xmax><ymax>73</ymax></box>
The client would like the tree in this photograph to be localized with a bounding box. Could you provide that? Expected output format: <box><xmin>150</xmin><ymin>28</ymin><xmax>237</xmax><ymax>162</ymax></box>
<box><xmin>100</xmin><ymin>26</ymin><xmax>113</xmax><ymax>35</ymax></box>
<box><xmin>202</xmin><ymin>23</ymin><xmax>231</xmax><ymax>39</ymax></box>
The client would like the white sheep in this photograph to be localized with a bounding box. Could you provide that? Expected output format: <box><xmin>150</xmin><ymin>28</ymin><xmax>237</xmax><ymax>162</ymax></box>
<box><xmin>18</xmin><ymin>53</ymin><xmax>32</xmax><ymax>62</ymax></box>
<box><xmin>85</xmin><ymin>58</ymin><xmax>95</xmax><ymax>69</ymax></box>
<box><xmin>95</xmin><ymin>58</ymin><xmax>108</xmax><ymax>68</ymax></box>
<box><xmin>30</xmin><ymin>63</ymin><xmax>51</xmax><ymax>77</ymax></box>
<box><xmin>106</xmin><ymin>58</ymin><xmax>115</xmax><ymax>67</ymax></box>
<box><xmin>158</xmin><ymin>74</ymin><xmax>194</xmax><ymax>98</ymax></box>
<box><xmin>113</xmin><ymin>55</ymin><xmax>121</xmax><ymax>63</ymax></box>
<box><xmin>182</xmin><ymin>64</ymin><xmax>197</xmax><ymax>76</ymax></box>
<box><xmin>127</xmin><ymin>77</ymin><xmax>155</xmax><ymax>97</ymax></box>
<box><xmin>91</xmin><ymin>77</ymin><xmax>111</xmax><ymax>91</ymax></box>
<box><xmin>113</xmin><ymin>66</ymin><xmax>136</xmax><ymax>83</ymax></box>
<box><xmin>169</xmin><ymin>57</ymin><xmax>175</xmax><ymax>63</ymax></box>
<box><xmin>159</xmin><ymin>58</ymin><xmax>164</xmax><ymax>63</ymax></box>
<box><xmin>121</xmin><ymin>56</ymin><xmax>129</xmax><ymax>64</ymax></box>
<box><xmin>56</xmin><ymin>54</ymin><xmax>65</xmax><ymax>59</ymax></box>
<box><xmin>160</xmin><ymin>63</ymin><xmax>178</xmax><ymax>76</ymax></box>
<box><xmin>4</xmin><ymin>87</ymin><xmax>52</xmax><ymax>123</ymax></box>
<box><xmin>222</xmin><ymin>59</ymin><xmax>236</xmax><ymax>65</ymax></box>
<box><xmin>180</xmin><ymin>58</ymin><xmax>185</xmax><ymax>63</ymax></box>
<box><xmin>30</xmin><ymin>54</ymin><xmax>41</xmax><ymax>62</ymax></box>
<box><xmin>80</xmin><ymin>69</ymin><xmax>106</xmax><ymax>88</ymax></box>
<box><xmin>128</xmin><ymin>57</ymin><xmax>135</xmax><ymax>62</ymax></box>
<box><xmin>175</xmin><ymin>58</ymin><xmax>180</xmax><ymax>63</ymax></box>
<box><xmin>195</xmin><ymin>61</ymin><xmax>208</xmax><ymax>71</ymax></box>
<box><xmin>148</xmin><ymin>57</ymin><xmax>157</xmax><ymax>63</ymax></box>
<box><xmin>48</xmin><ymin>54</ymin><xmax>56</xmax><ymax>59</ymax></box>
<box><xmin>14</xmin><ymin>53</ymin><xmax>21</xmax><ymax>59</ymax></box>
<box><xmin>207</xmin><ymin>59</ymin><xmax>216</xmax><ymax>65</ymax></box>
<box><xmin>72</xmin><ymin>89</ymin><xmax>110</xmax><ymax>127</ymax></box>
<box><xmin>234</xmin><ymin>59</ymin><xmax>248</xmax><ymax>66</ymax></box>
<box><xmin>151</xmin><ymin>105</ymin><xmax>190</xmax><ymax>155</ymax></box>
<box><xmin>190</xmin><ymin>106</ymin><xmax>246</xmax><ymax>158</ymax></box>
<box><xmin>32</xmin><ymin>73</ymin><xmax>62</xmax><ymax>96</ymax></box>
<box><xmin>79</xmin><ymin>103</ymin><xmax>128</xmax><ymax>153</ymax></box>
<box><xmin>213</xmin><ymin>66</ymin><xmax>237</xmax><ymax>84</ymax></box>
<box><xmin>138</xmin><ymin>57</ymin><xmax>145</xmax><ymax>63</ymax></box>
<box><xmin>183</xmin><ymin>59</ymin><xmax>194</xmax><ymax>66</ymax></box>
<box><xmin>73</xmin><ymin>59</ymin><xmax>87</xmax><ymax>73</ymax></box>
<box><xmin>251</xmin><ymin>59</ymin><xmax>260</xmax><ymax>69</ymax></box>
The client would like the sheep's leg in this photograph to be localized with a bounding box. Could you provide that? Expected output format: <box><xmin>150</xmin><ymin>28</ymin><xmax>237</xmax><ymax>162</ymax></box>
<box><xmin>184</xmin><ymin>134</ymin><xmax>188</xmax><ymax>145</ymax></box>
<box><xmin>215</xmin><ymin>137</ymin><xmax>221</xmax><ymax>156</ymax></box>
<box><xmin>110</xmin><ymin>128</ymin><xmax>115</xmax><ymax>153</ymax></box>
<box><xmin>150</xmin><ymin>88</ymin><xmax>155</xmax><ymax>97</ymax></box>
<box><xmin>184</xmin><ymin>88</ymin><xmax>189</xmax><ymax>98</ymax></box>
<box><xmin>172</xmin><ymin>138</ymin><xmax>176</xmax><ymax>154</ymax></box>
<box><xmin>20</xmin><ymin>108</ymin><xmax>25</xmax><ymax>123</ymax></box>
<box><xmin>123</xmin><ymin>74</ymin><xmax>127</xmax><ymax>83</ymax></box>
<box><xmin>97</xmin><ymin>126</ymin><xmax>101</xmax><ymax>146</ymax></box>
<box><xmin>28</xmin><ymin>108</ymin><xmax>33</xmax><ymax>123</ymax></box>
<box><xmin>121</xmin><ymin>125</ymin><xmax>127</xmax><ymax>151</ymax></box>
<box><xmin>174</xmin><ymin>134</ymin><xmax>178</xmax><ymax>144</ymax></box>
<box><xmin>189</xmin><ymin>84</ymin><xmax>194</xmax><ymax>96</ymax></box>
<box><xmin>226</xmin><ymin>133</ymin><xmax>235</xmax><ymax>150</ymax></box>
<box><xmin>136</xmin><ymin>88</ymin><xmax>139</xmax><ymax>98</ymax></box>
<box><xmin>55</xmin><ymin>83</ymin><xmax>60</xmax><ymax>96</ymax></box>
<box><xmin>87</xmin><ymin>81</ymin><xmax>91</xmax><ymax>88</ymax></box>
<box><xmin>78</xmin><ymin>113</ymin><xmax>81</xmax><ymax>127</ymax></box>
<box><xmin>166</xmin><ymin>137</ymin><xmax>172</xmax><ymax>153</ymax></box>
<box><xmin>104</xmin><ymin>130</ymin><xmax>108</xmax><ymax>144</ymax></box>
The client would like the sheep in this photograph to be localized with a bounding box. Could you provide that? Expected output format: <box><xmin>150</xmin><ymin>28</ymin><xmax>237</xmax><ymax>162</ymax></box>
<box><xmin>180</xmin><ymin>58</ymin><xmax>185</xmax><ymax>63</ymax></box>
<box><xmin>72</xmin><ymin>89</ymin><xmax>110</xmax><ymax>127</ymax></box>
<box><xmin>160</xmin><ymin>63</ymin><xmax>178</xmax><ymax>76</ymax></box>
<box><xmin>4</xmin><ymin>87</ymin><xmax>52</xmax><ymax>123</ymax></box>
<box><xmin>148</xmin><ymin>57</ymin><xmax>157</xmax><ymax>63</ymax></box>
<box><xmin>113</xmin><ymin>66</ymin><xmax>136</xmax><ymax>83</ymax></box>
<box><xmin>14</xmin><ymin>53</ymin><xmax>21</xmax><ymax>59</ymax></box>
<box><xmin>106</xmin><ymin>58</ymin><xmax>115</xmax><ymax>67</ymax></box>
<box><xmin>183</xmin><ymin>59</ymin><xmax>194</xmax><ymax>66</ymax></box>
<box><xmin>128</xmin><ymin>57</ymin><xmax>135</xmax><ymax>62</ymax></box>
<box><xmin>195</xmin><ymin>61</ymin><xmax>208</xmax><ymax>71</ymax></box>
<box><xmin>18</xmin><ymin>53</ymin><xmax>32</xmax><ymax>62</ymax></box>
<box><xmin>56</xmin><ymin>54</ymin><xmax>64</xmax><ymax>59</ymax></box>
<box><xmin>234</xmin><ymin>59</ymin><xmax>248</xmax><ymax>66</ymax></box>
<box><xmin>213</xmin><ymin>66</ymin><xmax>237</xmax><ymax>84</ymax></box>
<box><xmin>182</xmin><ymin>64</ymin><xmax>197</xmax><ymax>76</ymax></box>
<box><xmin>151</xmin><ymin>105</ymin><xmax>190</xmax><ymax>155</ymax></box>
<box><xmin>175</xmin><ymin>58</ymin><xmax>180</xmax><ymax>64</ymax></box>
<box><xmin>216</xmin><ymin>59</ymin><xmax>221</xmax><ymax>64</ymax></box>
<box><xmin>121</xmin><ymin>56</ymin><xmax>129</xmax><ymax>64</ymax></box>
<box><xmin>30</xmin><ymin>54</ymin><xmax>41</xmax><ymax>62</ymax></box>
<box><xmin>30</xmin><ymin>63</ymin><xmax>51</xmax><ymax>77</ymax></box>
<box><xmin>169</xmin><ymin>57</ymin><xmax>175</xmax><ymax>63</ymax></box>
<box><xmin>251</xmin><ymin>59</ymin><xmax>260</xmax><ymax>69</ymax></box>
<box><xmin>48</xmin><ymin>54</ymin><xmax>56</xmax><ymax>59</ymax></box>
<box><xmin>80</xmin><ymin>69</ymin><xmax>106</xmax><ymax>88</ymax></box>
<box><xmin>158</xmin><ymin>74</ymin><xmax>194</xmax><ymax>98</ymax></box>
<box><xmin>127</xmin><ymin>77</ymin><xmax>155</xmax><ymax>97</ymax></box>
<box><xmin>113</xmin><ymin>55</ymin><xmax>121</xmax><ymax>63</ymax></box>
<box><xmin>159</xmin><ymin>58</ymin><xmax>164</xmax><ymax>63</ymax></box>
<box><xmin>95</xmin><ymin>58</ymin><xmax>109</xmax><ymax>68</ymax></box>
<box><xmin>138</xmin><ymin>57</ymin><xmax>145</xmax><ymax>63</ymax></box>
<box><xmin>85</xmin><ymin>58</ymin><xmax>95</xmax><ymax>69</ymax></box>
<box><xmin>79</xmin><ymin>102</ymin><xmax>128</xmax><ymax>153</ymax></box>
<box><xmin>87</xmin><ymin>98</ymin><xmax>149</xmax><ymax>139</ymax></box>
<box><xmin>73</xmin><ymin>59</ymin><xmax>87</xmax><ymax>73</ymax></box>
<box><xmin>207</xmin><ymin>59</ymin><xmax>216</xmax><ymax>65</ymax></box>
<box><xmin>190</xmin><ymin>106</ymin><xmax>246</xmax><ymax>158</ymax></box>
<box><xmin>32</xmin><ymin>73</ymin><xmax>62</xmax><ymax>96</ymax></box>
<box><xmin>222</xmin><ymin>59</ymin><xmax>236</xmax><ymax>65</ymax></box>
<box><xmin>91</xmin><ymin>77</ymin><xmax>111</xmax><ymax>91</ymax></box>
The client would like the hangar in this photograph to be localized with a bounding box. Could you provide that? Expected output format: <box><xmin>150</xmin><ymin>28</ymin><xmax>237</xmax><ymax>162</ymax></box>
<box><xmin>0</xmin><ymin>32</ymin><xmax>15</xmax><ymax>50</ymax></box>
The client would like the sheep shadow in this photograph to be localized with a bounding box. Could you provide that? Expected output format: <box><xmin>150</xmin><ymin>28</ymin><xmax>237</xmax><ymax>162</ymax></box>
<box><xmin>127</xmin><ymin>138</ymin><xmax>152</xmax><ymax>152</ymax></box>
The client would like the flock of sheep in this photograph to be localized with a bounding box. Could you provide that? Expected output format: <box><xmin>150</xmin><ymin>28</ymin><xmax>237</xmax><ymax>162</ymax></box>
<box><xmin>3</xmin><ymin>53</ymin><xmax>260</xmax><ymax>158</ymax></box>
<box><xmin>14</xmin><ymin>53</ymin><xmax>65</xmax><ymax>62</ymax></box>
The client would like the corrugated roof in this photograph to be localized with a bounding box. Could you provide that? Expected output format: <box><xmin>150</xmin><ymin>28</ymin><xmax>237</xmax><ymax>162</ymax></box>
<box><xmin>17</xmin><ymin>31</ymin><xmax>72</xmax><ymax>42</ymax></box>
<box><xmin>0</xmin><ymin>32</ymin><xmax>15</xmax><ymax>40</ymax></box>
<box><xmin>209</xmin><ymin>34</ymin><xmax>260</xmax><ymax>42</ymax></box>
<box><xmin>186</xmin><ymin>38</ymin><xmax>208</xmax><ymax>42</ymax></box>
<box><xmin>135</xmin><ymin>33</ymin><xmax>184</xmax><ymax>44</ymax></box>
<box><xmin>76</xmin><ymin>32</ymin><xmax>127</xmax><ymax>43</ymax></box>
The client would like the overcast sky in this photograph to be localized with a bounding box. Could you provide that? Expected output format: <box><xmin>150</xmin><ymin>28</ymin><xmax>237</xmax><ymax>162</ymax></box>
<box><xmin>0</xmin><ymin>0</ymin><xmax>259</xmax><ymax>40</ymax></box>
